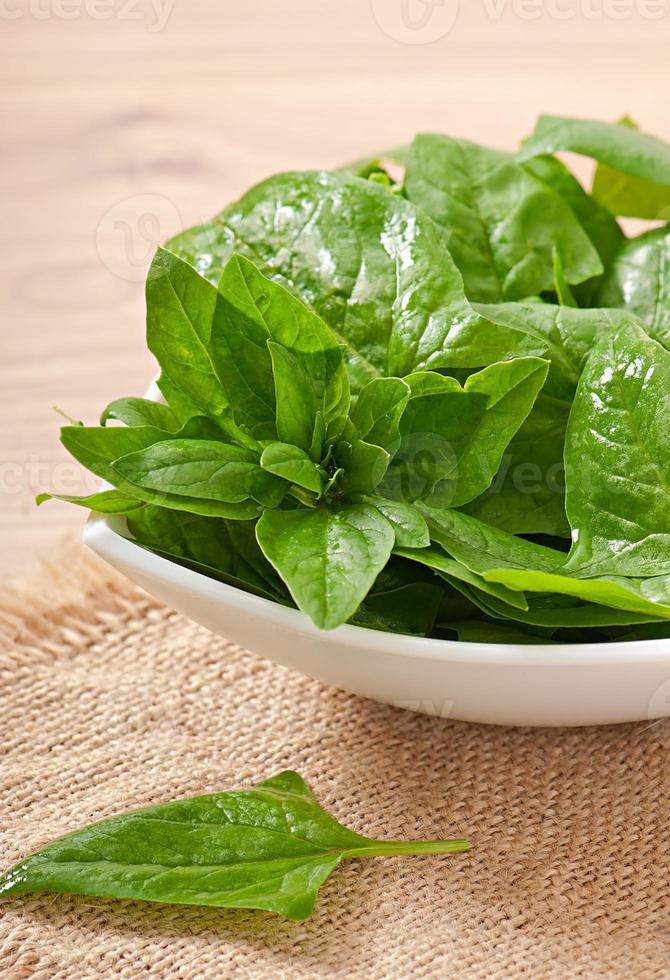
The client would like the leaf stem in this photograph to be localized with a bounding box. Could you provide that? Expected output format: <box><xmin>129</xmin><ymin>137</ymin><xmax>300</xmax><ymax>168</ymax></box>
<box><xmin>341</xmin><ymin>839</ymin><xmax>469</xmax><ymax>859</ymax></box>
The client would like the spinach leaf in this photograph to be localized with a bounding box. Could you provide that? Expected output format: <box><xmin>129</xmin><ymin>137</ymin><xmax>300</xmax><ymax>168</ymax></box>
<box><xmin>353</xmin><ymin>582</ymin><xmax>443</xmax><ymax>636</ymax></box>
<box><xmin>522</xmin><ymin>153</ymin><xmax>623</xmax><ymax>276</ymax></box>
<box><xmin>112</xmin><ymin>439</ymin><xmax>286</xmax><ymax>509</ymax></box>
<box><xmin>563</xmin><ymin>320</ymin><xmax>670</xmax><ymax>577</ymax></box>
<box><xmin>592</xmin><ymin>117</ymin><xmax>670</xmax><ymax>220</ymax></box>
<box><xmin>0</xmin><ymin>770</ymin><xmax>468</xmax><ymax>921</ymax></box>
<box><xmin>168</xmin><ymin>170</ymin><xmax>482</xmax><ymax>383</ymax></box>
<box><xmin>394</xmin><ymin>544</ymin><xmax>529</xmax><ymax>611</ymax></box>
<box><xmin>462</xmin><ymin>394</ymin><xmax>570</xmax><ymax>537</ymax></box>
<box><xmin>260</xmin><ymin>443</ymin><xmax>324</xmax><ymax>495</ymax></box>
<box><xmin>100</xmin><ymin>397</ymin><xmax>180</xmax><ymax>432</ymax></box>
<box><xmin>256</xmin><ymin>504</ymin><xmax>395</xmax><ymax>630</ymax></box>
<box><xmin>405</xmin><ymin>133</ymin><xmax>602</xmax><ymax>302</ymax></box>
<box><xmin>36</xmin><ymin>489</ymin><xmax>144</xmax><ymax>514</ymax></box>
<box><xmin>127</xmin><ymin>506</ymin><xmax>288</xmax><ymax>601</ymax></box>
<box><xmin>212</xmin><ymin>254</ymin><xmax>349</xmax><ymax>441</ymax></box>
<box><xmin>596</xmin><ymin>227</ymin><xmax>670</xmax><ymax>349</ymax></box>
<box><xmin>146</xmin><ymin>248</ymin><xmax>226</xmax><ymax>422</ymax></box>
<box><xmin>349</xmin><ymin>377</ymin><xmax>410</xmax><ymax>451</ymax></box>
<box><xmin>445</xmin><ymin>620</ymin><xmax>559</xmax><ymax>644</ymax></box>
<box><xmin>364</xmin><ymin>497</ymin><xmax>429</xmax><ymax>549</ymax></box>
<box><xmin>383</xmin><ymin>358</ymin><xmax>547</xmax><ymax>508</ymax></box>
<box><xmin>518</xmin><ymin>115</ymin><xmax>670</xmax><ymax>220</ymax></box>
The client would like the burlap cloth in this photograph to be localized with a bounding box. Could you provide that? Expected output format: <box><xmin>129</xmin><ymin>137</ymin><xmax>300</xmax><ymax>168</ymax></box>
<box><xmin>1</xmin><ymin>547</ymin><xmax>668</xmax><ymax>979</ymax></box>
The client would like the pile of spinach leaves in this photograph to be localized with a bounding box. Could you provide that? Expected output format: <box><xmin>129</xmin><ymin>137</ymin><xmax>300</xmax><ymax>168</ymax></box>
<box><xmin>43</xmin><ymin>115</ymin><xmax>670</xmax><ymax>643</ymax></box>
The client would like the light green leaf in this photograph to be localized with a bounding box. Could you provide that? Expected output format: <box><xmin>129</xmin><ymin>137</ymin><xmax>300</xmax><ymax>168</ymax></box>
<box><xmin>100</xmin><ymin>397</ymin><xmax>180</xmax><ymax>432</ymax></box>
<box><xmin>260</xmin><ymin>443</ymin><xmax>324</xmax><ymax>494</ymax></box>
<box><xmin>365</xmin><ymin>497</ymin><xmax>430</xmax><ymax>548</ymax></box>
<box><xmin>0</xmin><ymin>770</ymin><xmax>468</xmax><ymax>921</ymax></box>
<box><xmin>36</xmin><ymin>489</ymin><xmax>143</xmax><ymax>514</ymax></box>
<box><xmin>518</xmin><ymin>115</ymin><xmax>670</xmax><ymax>220</ymax></box>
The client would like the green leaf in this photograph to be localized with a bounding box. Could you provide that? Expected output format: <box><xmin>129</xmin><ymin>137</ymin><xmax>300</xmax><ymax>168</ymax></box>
<box><xmin>471</xmin><ymin>589</ymin><xmax>664</xmax><ymax>629</ymax></box>
<box><xmin>260</xmin><ymin>443</ymin><xmax>323</xmax><ymax>495</ymax></box>
<box><xmin>349</xmin><ymin>377</ymin><xmax>411</xmax><ymax>451</ymax></box>
<box><xmin>394</xmin><ymin>544</ymin><xmax>529</xmax><ymax>612</ymax></box>
<box><xmin>405</xmin><ymin>133</ymin><xmax>602</xmax><ymax>302</ymax></box>
<box><xmin>483</xmin><ymin>566</ymin><xmax>670</xmax><ymax>621</ymax></box>
<box><xmin>36</xmin><ymin>489</ymin><xmax>144</xmax><ymax>514</ymax></box>
<box><xmin>256</xmin><ymin>504</ymin><xmax>395</xmax><ymax>629</ymax></box>
<box><xmin>518</xmin><ymin>115</ymin><xmax>670</xmax><ymax>220</ymax></box>
<box><xmin>168</xmin><ymin>170</ymin><xmax>483</xmax><ymax>384</ymax></box>
<box><xmin>552</xmin><ymin>249</ymin><xmax>577</xmax><ymax>307</ymax></box>
<box><xmin>446</xmin><ymin>619</ymin><xmax>559</xmax><ymax>645</ymax></box>
<box><xmin>382</xmin><ymin>359</ymin><xmax>547</xmax><ymax>508</ymax></box>
<box><xmin>127</xmin><ymin>507</ymin><xmax>288</xmax><ymax>601</ymax></box>
<box><xmin>596</xmin><ymin>227</ymin><xmax>670</xmax><ymax>350</ymax></box>
<box><xmin>563</xmin><ymin>319</ymin><xmax>670</xmax><ymax>577</ymax></box>
<box><xmin>146</xmin><ymin>248</ymin><xmax>227</xmax><ymax>422</ymax></box>
<box><xmin>522</xmin><ymin>153</ymin><xmax>623</xmax><ymax>278</ymax></box>
<box><xmin>418</xmin><ymin>507</ymin><xmax>566</xmax><ymax>576</ymax></box>
<box><xmin>352</xmin><ymin>583</ymin><xmax>443</xmax><ymax>636</ymax></box>
<box><xmin>462</xmin><ymin>394</ymin><xmax>570</xmax><ymax>537</ymax></box>
<box><xmin>0</xmin><ymin>770</ymin><xmax>468</xmax><ymax>921</ymax></box>
<box><xmin>100</xmin><ymin>397</ymin><xmax>180</xmax><ymax>431</ymax></box>
<box><xmin>211</xmin><ymin>254</ymin><xmax>349</xmax><ymax>440</ymax></box>
<box><xmin>59</xmin><ymin>424</ymin><xmax>260</xmax><ymax>519</ymax></box>
<box><xmin>267</xmin><ymin>341</ymin><xmax>319</xmax><ymax>454</ymax></box>
<box><xmin>365</xmin><ymin>497</ymin><xmax>430</xmax><ymax>548</ymax></box>
<box><xmin>334</xmin><ymin>437</ymin><xmax>390</xmax><ymax>495</ymax></box>
<box><xmin>112</xmin><ymin>439</ymin><xmax>286</xmax><ymax>509</ymax></box>
<box><xmin>592</xmin><ymin>117</ymin><xmax>670</xmax><ymax>220</ymax></box>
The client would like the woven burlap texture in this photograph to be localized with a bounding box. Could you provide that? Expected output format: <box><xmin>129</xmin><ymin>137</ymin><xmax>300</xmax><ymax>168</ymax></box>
<box><xmin>0</xmin><ymin>548</ymin><xmax>668</xmax><ymax>980</ymax></box>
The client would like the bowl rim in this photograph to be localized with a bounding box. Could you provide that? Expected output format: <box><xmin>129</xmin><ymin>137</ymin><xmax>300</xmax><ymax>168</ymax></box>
<box><xmin>84</xmin><ymin>514</ymin><xmax>670</xmax><ymax>668</ymax></box>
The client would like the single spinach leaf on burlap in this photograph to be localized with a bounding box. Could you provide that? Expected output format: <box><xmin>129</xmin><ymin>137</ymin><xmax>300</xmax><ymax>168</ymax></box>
<box><xmin>404</xmin><ymin>134</ymin><xmax>602</xmax><ymax>302</ymax></box>
<box><xmin>518</xmin><ymin>115</ymin><xmax>670</xmax><ymax>219</ymax></box>
<box><xmin>168</xmin><ymin>170</ymin><xmax>483</xmax><ymax>384</ymax></box>
<box><xmin>256</xmin><ymin>503</ymin><xmax>395</xmax><ymax>629</ymax></box>
<box><xmin>0</xmin><ymin>770</ymin><xmax>468</xmax><ymax>921</ymax></box>
<box><xmin>596</xmin><ymin>227</ymin><xmax>670</xmax><ymax>350</ymax></box>
<box><xmin>563</xmin><ymin>320</ymin><xmax>670</xmax><ymax>577</ymax></box>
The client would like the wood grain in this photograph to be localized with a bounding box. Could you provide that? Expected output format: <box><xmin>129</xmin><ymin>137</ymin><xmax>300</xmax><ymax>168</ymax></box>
<box><xmin>2</xmin><ymin>0</ymin><xmax>669</xmax><ymax>580</ymax></box>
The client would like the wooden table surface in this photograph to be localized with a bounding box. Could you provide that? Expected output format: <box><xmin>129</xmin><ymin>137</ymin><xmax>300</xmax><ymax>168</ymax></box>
<box><xmin>2</xmin><ymin>0</ymin><xmax>669</xmax><ymax>581</ymax></box>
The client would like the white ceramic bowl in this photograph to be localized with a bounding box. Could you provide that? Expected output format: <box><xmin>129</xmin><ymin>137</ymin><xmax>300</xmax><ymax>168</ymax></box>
<box><xmin>83</xmin><ymin>514</ymin><xmax>670</xmax><ymax>727</ymax></box>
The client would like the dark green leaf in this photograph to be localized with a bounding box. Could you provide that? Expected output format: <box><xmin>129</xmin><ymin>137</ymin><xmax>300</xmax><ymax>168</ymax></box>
<box><xmin>36</xmin><ymin>489</ymin><xmax>143</xmax><ymax>514</ymax></box>
<box><xmin>349</xmin><ymin>377</ymin><xmax>411</xmax><ymax>451</ymax></box>
<box><xmin>365</xmin><ymin>497</ymin><xmax>429</xmax><ymax>548</ymax></box>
